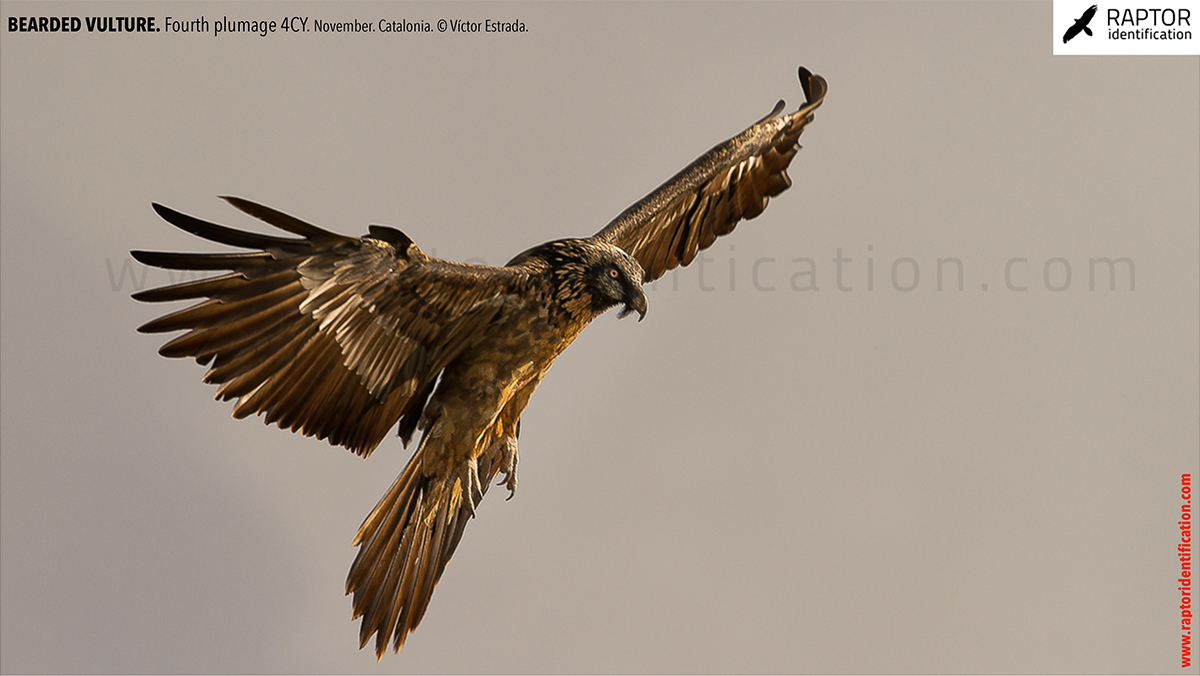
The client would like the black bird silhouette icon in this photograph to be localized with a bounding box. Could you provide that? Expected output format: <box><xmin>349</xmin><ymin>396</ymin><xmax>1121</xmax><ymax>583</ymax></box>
<box><xmin>1063</xmin><ymin>4</ymin><xmax>1098</xmax><ymax>43</ymax></box>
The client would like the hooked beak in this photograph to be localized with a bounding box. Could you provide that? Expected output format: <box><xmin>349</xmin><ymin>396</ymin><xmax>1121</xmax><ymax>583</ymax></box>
<box><xmin>618</xmin><ymin>286</ymin><xmax>648</xmax><ymax>322</ymax></box>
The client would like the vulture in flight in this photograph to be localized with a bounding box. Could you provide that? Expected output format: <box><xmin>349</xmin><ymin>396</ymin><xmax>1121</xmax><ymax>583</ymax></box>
<box><xmin>132</xmin><ymin>66</ymin><xmax>828</xmax><ymax>658</ymax></box>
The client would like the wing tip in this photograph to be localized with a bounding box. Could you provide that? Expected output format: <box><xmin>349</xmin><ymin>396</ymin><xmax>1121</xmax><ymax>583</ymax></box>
<box><xmin>150</xmin><ymin>201</ymin><xmax>179</xmax><ymax>221</ymax></box>
<box><xmin>218</xmin><ymin>194</ymin><xmax>251</xmax><ymax>213</ymax></box>
<box><xmin>756</xmin><ymin>99</ymin><xmax>788</xmax><ymax>125</ymax></box>
<box><xmin>797</xmin><ymin>66</ymin><xmax>814</xmax><ymax>103</ymax></box>
<box><xmin>797</xmin><ymin>65</ymin><xmax>828</xmax><ymax>109</ymax></box>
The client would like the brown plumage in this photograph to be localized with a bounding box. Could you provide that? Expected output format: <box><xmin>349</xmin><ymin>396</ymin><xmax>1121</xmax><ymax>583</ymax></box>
<box><xmin>132</xmin><ymin>67</ymin><xmax>827</xmax><ymax>658</ymax></box>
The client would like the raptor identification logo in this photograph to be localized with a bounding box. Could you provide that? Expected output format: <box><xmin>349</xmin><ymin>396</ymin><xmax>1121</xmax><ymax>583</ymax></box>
<box><xmin>1054</xmin><ymin>0</ymin><xmax>1200</xmax><ymax>53</ymax></box>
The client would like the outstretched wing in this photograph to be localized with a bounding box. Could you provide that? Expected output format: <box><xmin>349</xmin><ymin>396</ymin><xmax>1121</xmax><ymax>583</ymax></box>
<box><xmin>592</xmin><ymin>66</ymin><xmax>827</xmax><ymax>282</ymax></box>
<box><xmin>132</xmin><ymin>197</ymin><xmax>527</xmax><ymax>456</ymax></box>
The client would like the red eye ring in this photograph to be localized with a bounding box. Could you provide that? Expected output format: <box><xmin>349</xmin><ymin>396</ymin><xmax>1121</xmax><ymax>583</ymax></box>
<box><xmin>607</xmin><ymin>266</ymin><xmax>620</xmax><ymax>279</ymax></box>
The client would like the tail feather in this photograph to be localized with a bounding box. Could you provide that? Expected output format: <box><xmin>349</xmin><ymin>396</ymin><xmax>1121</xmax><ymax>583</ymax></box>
<box><xmin>347</xmin><ymin>411</ymin><xmax>519</xmax><ymax>658</ymax></box>
<box><xmin>347</xmin><ymin>445</ymin><xmax>503</xmax><ymax>658</ymax></box>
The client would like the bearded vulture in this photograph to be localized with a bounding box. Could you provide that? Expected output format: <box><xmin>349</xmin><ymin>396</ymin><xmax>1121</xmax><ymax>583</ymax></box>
<box><xmin>132</xmin><ymin>66</ymin><xmax>827</xmax><ymax>658</ymax></box>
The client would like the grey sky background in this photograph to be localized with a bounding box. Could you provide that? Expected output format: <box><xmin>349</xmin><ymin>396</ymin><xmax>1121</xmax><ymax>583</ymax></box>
<box><xmin>2</xmin><ymin>1</ymin><xmax>1197</xmax><ymax>673</ymax></box>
